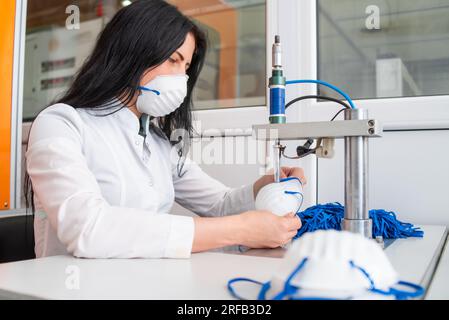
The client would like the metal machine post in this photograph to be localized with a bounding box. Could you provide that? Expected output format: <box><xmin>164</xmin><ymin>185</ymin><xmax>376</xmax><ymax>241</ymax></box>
<box><xmin>341</xmin><ymin>109</ymin><xmax>372</xmax><ymax>238</ymax></box>
<box><xmin>252</xmin><ymin>109</ymin><xmax>382</xmax><ymax>239</ymax></box>
<box><xmin>253</xmin><ymin>36</ymin><xmax>381</xmax><ymax>239</ymax></box>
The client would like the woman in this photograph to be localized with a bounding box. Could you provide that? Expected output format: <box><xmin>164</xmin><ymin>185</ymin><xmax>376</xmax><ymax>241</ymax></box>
<box><xmin>25</xmin><ymin>0</ymin><xmax>305</xmax><ymax>259</ymax></box>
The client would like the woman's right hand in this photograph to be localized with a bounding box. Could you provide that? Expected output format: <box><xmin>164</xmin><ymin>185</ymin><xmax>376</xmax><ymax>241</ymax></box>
<box><xmin>236</xmin><ymin>210</ymin><xmax>302</xmax><ymax>249</ymax></box>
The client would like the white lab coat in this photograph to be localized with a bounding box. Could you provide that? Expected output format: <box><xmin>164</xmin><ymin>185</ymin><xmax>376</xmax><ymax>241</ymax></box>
<box><xmin>26</xmin><ymin>103</ymin><xmax>255</xmax><ymax>259</ymax></box>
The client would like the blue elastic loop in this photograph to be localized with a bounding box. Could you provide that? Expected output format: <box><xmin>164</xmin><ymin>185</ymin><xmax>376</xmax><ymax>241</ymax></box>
<box><xmin>258</xmin><ymin>282</ymin><xmax>272</xmax><ymax>300</ymax></box>
<box><xmin>370</xmin><ymin>281</ymin><xmax>425</xmax><ymax>300</ymax></box>
<box><xmin>279</xmin><ymin>177</ymin><xmax>304</xmax><ymax>213</ymax></box>
<box><xmin>138</xmin><ymin>86</ymin><xmax>160</xmax><ymax>95</ymax></box>
<box><xmin>270</xmin><ymin>257</ymin><xmax>308</xmax><ymax>300</ymax></box>
<box><xmin>284</xmin><ymin>191</ymin><xmax>304</xmax><ymax>214</ymax></box>
<box><xmin>349</xmin><ymin>260</ymin><xmax>376</xmax><ymax>289</ymax></box>
<box><xmin>264</xmin><ymin>257</ymin><xmax>349</xmax><ymax>300</ymax></box>
<box><xmin>350</xmin><ymin>260</ymin><xmax>425</xmax><ymax>300</ymax></box>
<box><xmin>291</xmin><ymin>296</ymin><xmax>342</xmax><ymax>300</ymax></box>
<box><xmin>272</xmin><ymin>283</ymin><xmax>299</xmax><ymax>300</ymax></box>
<box><xmin>227</xmin><ymin>277</ymin><xmax>264</xmax><ymax>300</ymax></box>
<box><xmin>229</xmin><ymin>258</ymin><xmax>424</xmax><ymax>300</ymax></box>
<box><xmin>392</xmin><ymin>281</ymin><xmax>425</xmax><ymax>300</ymax></box>
<box><xmin>294</xmin><ymin>203</ymin><xmax>424</xmax><ymax>240</ymax></box>
<box><xmin>285</xmin><ymin>79</ymin><xmax>356</xmax><ymax>109</ymax></box>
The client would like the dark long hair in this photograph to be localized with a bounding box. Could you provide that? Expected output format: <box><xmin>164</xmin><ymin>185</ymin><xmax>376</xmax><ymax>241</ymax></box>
<box><xmin>25</xmin><ymin>0</ymin><xmax>207</xmax><ymax>214</ymax></box>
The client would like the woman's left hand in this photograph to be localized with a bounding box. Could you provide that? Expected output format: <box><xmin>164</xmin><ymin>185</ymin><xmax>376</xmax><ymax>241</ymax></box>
<box><xmin>253</xmin><ymin>166</ymin><xmax>307</xmax><ymax>199</ymax></box>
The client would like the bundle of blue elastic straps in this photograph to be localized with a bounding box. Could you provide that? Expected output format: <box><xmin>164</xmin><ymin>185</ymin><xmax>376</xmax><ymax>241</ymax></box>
<box><xmin>294</xmin><ymin>202</ymin><xmax>424</xmax><ymax>239</ymax></box>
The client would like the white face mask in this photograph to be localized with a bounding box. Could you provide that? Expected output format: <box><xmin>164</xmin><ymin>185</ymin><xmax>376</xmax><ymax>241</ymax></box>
<box><xmin>255</xmin><ymin>177</ymin><xmax>304</xmax><ymax>216</ymax></box>
<box><xmin>136</xmin><ymin>74</ymin><xmax>189</xmax><ymax>117</ymax></box>
<box><xmin>228</xmin><ymin>230</ymin><xmax>425</xmax><ymax>300</ymax></box>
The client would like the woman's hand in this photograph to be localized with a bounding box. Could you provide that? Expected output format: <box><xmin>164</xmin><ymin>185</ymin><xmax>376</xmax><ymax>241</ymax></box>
<box><xmin>237</xmin><ymin>210</ymin><xmax>302</xmax><ymax>248</ymax></box>
<box><xmin>192</xmin><ymin>210</ymin><xmax>302</xmax><ymax>252</ymax></box>
<box><xmin>253</xmin><ymin>166</ymin><xmax>307</xmax><ymax>199</ymax></box>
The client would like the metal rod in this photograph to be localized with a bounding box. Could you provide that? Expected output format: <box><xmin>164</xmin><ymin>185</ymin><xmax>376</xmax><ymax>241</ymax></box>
<box><xmin>341</xmin><ymin>109</ymin><xmax>372</xmax><ymax>238</ymax></box>
<box><xmin>273</xmin><ymin>140</ymin><xmax>282</xmax><ymax>183</ymax></box>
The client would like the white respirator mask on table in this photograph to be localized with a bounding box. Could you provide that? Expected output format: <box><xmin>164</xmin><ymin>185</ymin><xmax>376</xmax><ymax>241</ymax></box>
<box><xmin>255</xmin><ymin>177</ymin><xmax>304</xmax><ymax>216</ymax></box>
<box><xmin>228</xmin><ymin>229</ymin><xmax>424</xmax><ymax>300</ymax></box>
<box><xmin>136</xmin><ymin>74</ymin><xmax>189</xmax><ymax>117</ymax></box>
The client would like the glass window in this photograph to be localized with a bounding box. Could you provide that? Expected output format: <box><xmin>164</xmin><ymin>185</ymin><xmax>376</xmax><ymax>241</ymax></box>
<box><xmin>171</xmin><ymin>0</ymin><xmax>266</xmax><ymax>110</ymax></box>
<box><xmin>23</xmin><ymin>0</ymin><xmax>107</xmax><ymax>121</ymax></box>
<box><xmin>22</xmin><ymin>0</ymin><xmax>266</xmax><ymax>121</ymax></box>
<box><xmin>317</xmin><ymin>0</ymin><xmax>449</xmax><ymax>100</ymax></box>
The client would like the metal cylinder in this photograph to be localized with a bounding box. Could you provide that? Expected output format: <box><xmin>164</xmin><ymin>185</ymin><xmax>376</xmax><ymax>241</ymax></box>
<box><xmin>341</xmin><ymin>109</ymin><xmax>372</xmax><ymax>238</ymax></box>
<box><xmin>273</xmin><ymin>140</ymin><xmax>282</xmax><ymax>183</ymax></box>
<box><xmin>272</xmin><ymin>35</ymin><xmax>282</xmax><ymax>68</ymax></box>
<box><xmin>269</xmin><ymin>36</ymin><xmax>286</xmax><ymax>124</ymax></box>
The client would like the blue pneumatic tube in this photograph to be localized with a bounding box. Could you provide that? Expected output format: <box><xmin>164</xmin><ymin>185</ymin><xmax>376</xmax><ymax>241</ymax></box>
<box><xmin>285</xmin><ymin>79</ymin><xmax>356</xmax><ymax>109</ymax></box>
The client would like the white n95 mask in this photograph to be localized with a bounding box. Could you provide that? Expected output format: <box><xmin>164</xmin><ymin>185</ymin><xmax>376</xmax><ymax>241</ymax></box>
<box><xmin>227</xmin><ymin>230</ymin><xmax>424</xmax><ymax>300</ymax></box>
<box><xmin>136</xmin><ymin>74</ymin><xmax>188</xmax><ymax>117</ymax></box>
<box><xmin>255</xmin><ymin>177</ymin><xmax>303</xmax><ymax>216</ymax></box>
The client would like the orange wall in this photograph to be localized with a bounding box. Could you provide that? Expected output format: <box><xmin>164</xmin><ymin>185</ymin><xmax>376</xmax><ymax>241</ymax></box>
<box><xmin>170</xmin><ymin>0</ymin><xmax>238</xmax><ymax>100</ymax></box>
<box><xmin>0</xmin><ymin>0</ymin><xmax>15</xmax><ymax>210</ymax></box>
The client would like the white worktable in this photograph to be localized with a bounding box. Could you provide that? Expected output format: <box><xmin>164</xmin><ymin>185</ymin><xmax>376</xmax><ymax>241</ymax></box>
<box><xmin>0</xmin><ymin>225</ymin><xmax>446</xmax><ymax>300</ymax></box>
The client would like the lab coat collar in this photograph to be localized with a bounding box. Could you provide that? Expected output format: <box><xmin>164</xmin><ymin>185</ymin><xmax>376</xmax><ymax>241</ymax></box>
<box><xmin>114</xmin><ymin>106</ymin><xmax>169</xmax><ymax>142</ymax></box>
<box><xmin>95</xmin><ymin>98</ymin><xmax>169</xmax><ymax>141</ymax></box>
<box><xmin>82</xmin><ymin>99</ymin><xmax>141</xmax><ymax>135</ymax></box>
<box><xmin>93</xmin><ymin>99</ymin><xmax>142</xmax><ymax>136</ymax></box>
<box><xmin>113</xmin><ymin>104</ymin><xmax>141</xmax><ymax>135</ymax></box>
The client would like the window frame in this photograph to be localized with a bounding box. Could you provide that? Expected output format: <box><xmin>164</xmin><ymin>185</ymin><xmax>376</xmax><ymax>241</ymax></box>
<box><xmin>190</xmin><ymin>0</ymin><xmax>321</xmax><ymax>163</ymax></box>
<box><xmin>20</xmin><ymin>0</ymin><xmax>448</xmax><ymax>210</ymax></box>
<box><xmin>10</xmin><ymin>0</ymin><xmax>27</xmax><ymax>210</ymax></box>
<box><xmin>15</xmin><ymin>0</ymin><xmax>278</xmax><ymax>210</ymax></box>
<box><xmin>295</xmin><ymin>0</ymin><xmax>449</xmax><ymax>128</ymax></box>
<box><xmin>191</xmin><ymin>0</ymin><xmax>319</xmax><ymax>207</ymax></box>
<box><xmin>192</xmin><ymin>0</ymin><xmax>298</xmax><ymax>133</ymax></box>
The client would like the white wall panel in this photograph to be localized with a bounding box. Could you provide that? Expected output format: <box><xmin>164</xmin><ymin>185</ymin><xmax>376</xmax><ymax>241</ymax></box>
<box><xmin>317</xmin><ymin>130</ymin><xmax>449</xmax><ymax>226</ymax></box>
<box><xmin>171</xmin><ymin>136</ymin><xmax>265</xmax><ymax>216</ymax></box>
